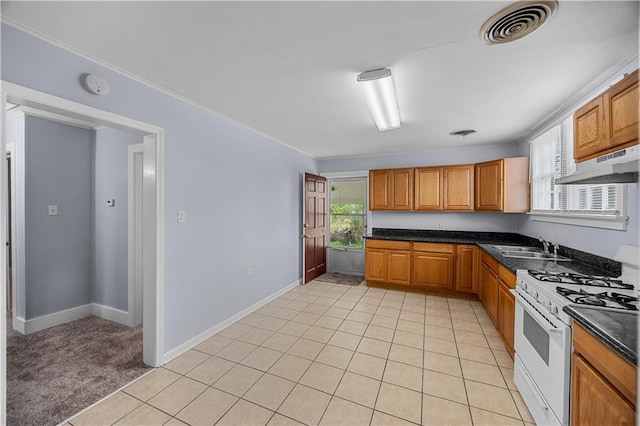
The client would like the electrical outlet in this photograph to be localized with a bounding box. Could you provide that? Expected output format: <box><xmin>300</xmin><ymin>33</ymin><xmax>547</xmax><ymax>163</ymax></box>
<box><xmin>247</xmin><ymin>267</ymin><xmax>254</xmax><ymax>276</ymax></box>
<box><xmin>177</xmin><ymin>210</ymin><xmax>186</xmax><ymax>223</ymax></box>
<box><xmin>48</xmin><ymin>205</ymin><xmax>58</xmax><ymax>216</ymax></box>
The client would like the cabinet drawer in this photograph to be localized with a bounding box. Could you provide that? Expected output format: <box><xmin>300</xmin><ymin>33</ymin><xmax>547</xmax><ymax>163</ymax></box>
<box><xmin>498</xmin><ymin>265</ymin><xmax>516</xmax><ymax>289</ymax></box>
<box><xmin>481</xmin><ymin>250</ymin><xmax>499</xmax><ymax>271</ymax></box>
<box><xmin>573</xmin><ymin>323</ymin><xmax>637</xmax><ymax>406</ymax></box>
<box><xmin>366</xmin><ymin>239</ymin><xmax>411</xmax><ymax>250</ymax></box>
<box><xmin>413</xmin><ymin>242</ymin><xmax>454</xmax><ymax>253</ymax></box>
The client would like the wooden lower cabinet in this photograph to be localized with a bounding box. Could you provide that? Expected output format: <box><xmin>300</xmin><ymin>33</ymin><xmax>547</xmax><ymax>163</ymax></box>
<box><xmin>365</xmin><ymin>248</ymin><xmax>386</xmax><ymax>282</ymax></box>
<box><xmin>388</xmin><ymin>250</ymin><xmax>411</xmax><ymax>285</ymax></box>
<box><xmin>412</xmin><ymin>249</ymin><xmax>455</xmax><ymax>290</ymax></box>
<box><xmin>572</xmin><ymin>354</ymin><xmax>636</xmax><ymax>425</ymax></box>
<box><xmin>479</xmin><ymin>259</ymin><xmax>499</xmax><ymax>325</ymax></box>
<box><xmin>455</xmin><ymin>245</ymin><xmax>479</xmax><ymax>294</ymax></box>
<box><xmin>571</xmin><ymin>322</ymin><xmax>637</xmax><ymax>425</ymax></box>
<box><xmin>365</xmin><ymin>240</ymin><xmax>477</xmax><ymax>296</ymax></box>
<box><xmin>497</xmin><ymin>278</ymin><xmax>515</xmax><ymax>357</ymax></box>
<box><xmin>365</xmin><ymin>240</ymin><xmax>411</xmax><ymax>286</ymax></box>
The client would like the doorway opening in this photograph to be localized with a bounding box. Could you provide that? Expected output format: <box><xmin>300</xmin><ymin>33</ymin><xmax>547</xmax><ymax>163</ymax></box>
<box><xmin>0</xmin><ymin>82</ymin><xmax>165</xmax><ymax>425</ymax></box>
<box><xmin>326</xmin><ymin>178</ymin><xmax>368</xmax><ymax>276</ymax></box>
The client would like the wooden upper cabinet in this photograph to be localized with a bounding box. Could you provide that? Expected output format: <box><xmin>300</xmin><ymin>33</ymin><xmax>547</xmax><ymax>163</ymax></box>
<box><xmin>475</xmin><ymin>160</ymin><xmax>503</xmax><ymax>211</ymax></box>
<box><xmin>369</xmin><ymin>169</ymin><xmax>390</xmax><ymax>210</ymax></box>
<box><xmin>475</xmin><ymin>157</ymin><xmax>529</xmax><ymax>213</ymax></box>
<box><xmin>415</xmin><ymin>167</ymin><xmax>443</xmax><ymax>210</ymax></box>
<box><xmin>443</xmin><ymin>164</ymin><xmax>474</xmax><ymax>211</ymax></box>
<box><xmin>390</xmin><ymin>168</ymin><xmax>414</xmax><ymax>210</ymax></box>
<box><xmin>369</xmin><ymin>168</ymin><xmax>413</xmax><ymax>210</ymax></box>
<box><xmin>575</xmin><ymin>97</ymin><xmax>607</xmax><ymax>160</ymax></box>
<box><xmin>575</xmin><ymin>69</ymin><xmax>639</xmax><ymax>162</ymax></box>
<box><xmin>415</xmin><ymin>165</ymin><xmax>474</xmax><ymax>211</ymax></box>
<box><xmin>605</xmin><ymin>69</ymin><xmax>639</xmax><ymax>150</ymax></box>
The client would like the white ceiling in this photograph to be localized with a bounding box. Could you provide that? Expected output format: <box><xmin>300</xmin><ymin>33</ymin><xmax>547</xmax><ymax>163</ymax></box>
<box><xmin>2</xmin><ymin>1</ymin><xmax>638</xmax><ymax>159</ymax></box>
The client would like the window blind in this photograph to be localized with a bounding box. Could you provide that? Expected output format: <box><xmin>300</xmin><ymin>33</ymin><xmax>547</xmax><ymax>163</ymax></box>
<box><xmin>530</xmin><ymin>116</ymin><xmax>624</xmax><ymax>217</ymax></box>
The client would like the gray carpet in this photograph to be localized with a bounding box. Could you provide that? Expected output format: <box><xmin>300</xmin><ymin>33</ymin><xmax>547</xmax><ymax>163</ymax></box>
<box><xmin>7</xmin><ymin>315</ymin><xmax>150</xmax><ymax>426</ymax></box>
<box><xmin>314</xmin><ymin>273</ymin><xmax>364</xmax><ymax>286</ymax></box>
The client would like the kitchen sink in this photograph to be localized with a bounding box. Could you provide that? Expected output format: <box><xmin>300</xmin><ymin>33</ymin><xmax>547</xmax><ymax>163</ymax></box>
<box><xmin>489</xmin><ymin>244</ymin><xmax>573</xmax><ymax>261</ymax></box>
<box><xmin>491</xmin><ymin>245</ymin><xmax>542</xmax><ymax>252</ymax></box>
<box><xmin>499</xmin><ymin>251</ymin><xmax>573</xmax><ymax>261</ymax></box>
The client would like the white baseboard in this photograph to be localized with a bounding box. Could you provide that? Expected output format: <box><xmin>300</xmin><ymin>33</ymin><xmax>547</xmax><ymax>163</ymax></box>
<box><xmin>92</xmin><ymin>303</ymin><xmax>129</xmax><ymax>326</ymax></box>
<box><xmin>14</xmin><ymin>303</ymin><xmax>130</xmax><ymax>334</ymax></box>
<box><xmin>19</xmin><ymin>304</ymin><xmax>93</xmax><ymax>334</ymax></box>
<box><xmin>163</xmin><ymin>279</ymin><xmax>301</xmax><ymax>363</ymax></box>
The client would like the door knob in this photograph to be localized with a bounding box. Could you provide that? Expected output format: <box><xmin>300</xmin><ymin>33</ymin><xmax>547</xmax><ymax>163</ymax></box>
<box><xmin>303</xmin><ymin>223</ymin><xmax>309</xmax><ymax>228</ymax></box>
<box><xmin>302</xmin><ymin>234</ymin><xmax>310</xmax><ymax>239</ymax></box>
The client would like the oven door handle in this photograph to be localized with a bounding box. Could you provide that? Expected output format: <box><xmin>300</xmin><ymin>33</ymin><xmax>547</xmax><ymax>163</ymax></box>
<box><xmin>515</xmin><ymin>292</ymin><xmax>563</xmax><ymax>334</ymax></box>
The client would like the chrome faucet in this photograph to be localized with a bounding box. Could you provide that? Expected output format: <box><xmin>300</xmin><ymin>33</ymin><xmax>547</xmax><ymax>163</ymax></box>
<box><xmin>538</xmin><ymin>236</ymin><xmax>551</xmax><ymax>254</ymax></box>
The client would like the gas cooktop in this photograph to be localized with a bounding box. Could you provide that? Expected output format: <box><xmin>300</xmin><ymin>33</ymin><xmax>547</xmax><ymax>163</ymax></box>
<box><xmin>527</xmin><ymin>270</ymin><xmax>633</xmax><ymax>290</ymax></box>
<box><xmin>556</xmin><ymin>287</ymin><xmax>639</xmax><ymax>311</ymax></box>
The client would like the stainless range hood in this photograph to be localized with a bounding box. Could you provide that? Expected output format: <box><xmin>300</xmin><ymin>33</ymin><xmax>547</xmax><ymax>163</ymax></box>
<box><xmin>555</xmin><ymin>145</ymin><xmax>639</xmax><ymax>185</ymax></box>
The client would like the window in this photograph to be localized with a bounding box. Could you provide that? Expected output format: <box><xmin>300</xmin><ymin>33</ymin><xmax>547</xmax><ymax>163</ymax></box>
<box><xmin>329</xmin><ymin>179</ymin><xmax>366</xmax><ymax>249</ymax></box>
<box><xmin>530</xmin><ymin>116</ymin><xmax>626</xmax><ymax>229</ymax></box>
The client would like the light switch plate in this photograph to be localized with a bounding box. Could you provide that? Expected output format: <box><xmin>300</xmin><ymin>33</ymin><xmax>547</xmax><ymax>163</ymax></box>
<box><xmin>177</xmin><ymin>210</ymin><xmax>186</xmax><ymax>223</ymax></box>
<box><xmin>48</xmin><ymin>205</ymin><xmax>58</xmax><ymax>216</ymax></box>
<box><xmin>107</xmin><ymin>199</ymin><xmax>115</xmax><ymax>207</ymax></box>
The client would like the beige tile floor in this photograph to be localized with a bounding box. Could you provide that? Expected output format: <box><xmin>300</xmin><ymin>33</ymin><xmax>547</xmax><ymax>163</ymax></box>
<box><xmin>65</xmin><ymin>280</ymin><xmax>535</xmax><ymax>426</ymax></box>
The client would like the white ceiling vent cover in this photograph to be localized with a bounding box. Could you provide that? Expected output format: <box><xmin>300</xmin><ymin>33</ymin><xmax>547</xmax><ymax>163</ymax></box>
<box><xmin>480</xmin><ymin>1</ymin><xmax>558</xmax><ymax>45</ymax></box>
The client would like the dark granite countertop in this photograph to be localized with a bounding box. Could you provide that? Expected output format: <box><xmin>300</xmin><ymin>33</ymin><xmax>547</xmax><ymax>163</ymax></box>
<box><xmin>563</xmin><ymin>305</ymin><xmax>638</xmax><ymax>365</ymax></box>
<box><xmin>368</xmin><ymin>228</ymin><xmax>620</xmax><ymax>277</ymax></box>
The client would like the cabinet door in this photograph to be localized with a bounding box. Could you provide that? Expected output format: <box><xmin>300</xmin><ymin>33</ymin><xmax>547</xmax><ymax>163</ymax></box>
<box><xmin>571</xmin><ymin>354</ymin><xmax>636</xmax><ymax>426</ymax></box>
<box><xmin>480</xmin><ymin>261</ymin><xmax>499</xmax><ymax>325</ymax></box>
<box><xmin>455</xmin><ymin>245</ymin><xmax>478</xmax><ymax>294</ymax></box>
<box><xmin>498</xmin><ymin>280</ymin><xmax>515</xmax><ymax>357</ymax></box>
<box><xmin>365</xmin><ymin>248</ymin><xmax>387</xmax><ymax>282</ymax></box>
<box><xmin>388</xmin><ymin>250</ymin><xmax>411</xmax><ymax>286</ymax></box>
<box><xmin>475</xmin><ymin>160</ymin><xmax>503</xmax><ymax>211</ymax></box>
<box><xmin>369</xmin><ymin>170</ymin><xmax>390</xmax><ymax>210</ymax></box>
<box><xmin>605</xmin><ymin>70</ymin><xmax>639</xmax><ymax>150</ymax></box>
<box><xmin>415</xmin><ymin>167</ymin><xmax>443</xmax><ymax>210</ymax></box>
<box><xmin>444</xmin><ymin>165</ymin><xmax>474</xmax><ymax>211</ymax></box>
<box><xmin>574</xmin><ymin>97</ymin><xmax>606</xmax><ymax>161</ymax></box>
<box><xmin>390</xmin><ymin>168</ymin><xmax>414</xmax><ymax>210</ymax></box>
<box><xmin>412</xmin><ymin>251</ymin><xmax>454</xmax><ymax>290</ymax></box>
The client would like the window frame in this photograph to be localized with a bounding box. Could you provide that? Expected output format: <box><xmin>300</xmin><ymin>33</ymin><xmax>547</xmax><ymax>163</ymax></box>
<box><xmin>327</xmin><ymin>176</ymin><xmax>368</xmax><ymax>251</ymax></box>
<box><xmin>528</xmin><ymin>116</ymin><xmax>628</xmax><ymax>231</ymax></box>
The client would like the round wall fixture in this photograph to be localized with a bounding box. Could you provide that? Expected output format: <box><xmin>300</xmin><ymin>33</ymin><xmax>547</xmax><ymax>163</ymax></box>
<box><xmin>83</xmin><ymin>74</ymin><xmax>110</xmax><ymax>95</ymax></box>
<box><xmin>480</xmin><ymin>1</ymin><xmax>558</xmax><ymax>45</ymax></box>
<box><xmin>449</xmin><ymin>129</ymin><xmax>478</xmax><ymax>138</ymax></box>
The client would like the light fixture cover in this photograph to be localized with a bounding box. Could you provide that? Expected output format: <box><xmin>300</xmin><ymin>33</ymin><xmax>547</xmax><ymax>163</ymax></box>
<box><xmin>357</xmin><ymin>68</ymin><xmax>401</xmax><ymax>131</ymax></box>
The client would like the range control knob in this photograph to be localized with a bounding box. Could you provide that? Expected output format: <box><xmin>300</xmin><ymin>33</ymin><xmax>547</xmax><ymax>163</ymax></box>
<box><xmin>519</xmin><ymin>280</ymin><xmax>527</xmax><ymax>291</ymax></box>
<box><xmin>531</xmin><ymin>290</ymin><xmax>539</xmax><ymax>300</ymax></box>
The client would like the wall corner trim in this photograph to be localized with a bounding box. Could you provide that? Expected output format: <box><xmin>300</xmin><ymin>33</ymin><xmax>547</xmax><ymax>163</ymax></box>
<box><xmin>162</xmin><ymin>279</ymin><xmax>302</xmax><ymax>364</ymax></box>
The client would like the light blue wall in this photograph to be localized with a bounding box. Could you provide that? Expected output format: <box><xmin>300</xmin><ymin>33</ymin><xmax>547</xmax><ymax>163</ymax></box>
<box><xmin>93</xmin><ymin>127</ymin><xmax>145</xmax><ymax>311</ymax></box>
<box><xmin>320</xmin><ymin>144</ymin><xmax>521</xmax><ymax>233</ymax></box>
<box><xmin>24</xmin><ymin>116</ymin><xmax>94</xmax><ymax>318</ymax></box>
<box><xmin>1</xmin><ymin>24</ymin><xmax>318</xmax><ymax>352</ymax></box>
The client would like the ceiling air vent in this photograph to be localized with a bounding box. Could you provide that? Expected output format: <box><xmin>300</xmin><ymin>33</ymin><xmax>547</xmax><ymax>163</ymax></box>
<box><xmin>449</xmin><ymin>129</ymin><xmax>477</xmax><ymax>138</ymax></box>
<box><xmin>480</xmin><ymin>1</ymin><xmax>558</xmax><ymax>45</ymax></box>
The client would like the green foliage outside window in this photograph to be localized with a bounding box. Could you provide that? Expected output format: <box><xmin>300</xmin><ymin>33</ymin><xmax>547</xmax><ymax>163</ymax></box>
<box><xmin>330</xmin><ymin>203</ymin><xmax>365</xmax><ymax>249</ymax></box>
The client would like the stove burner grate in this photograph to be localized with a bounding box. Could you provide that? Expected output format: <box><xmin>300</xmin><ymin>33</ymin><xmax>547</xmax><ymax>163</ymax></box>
<box><xmin>556</xmin><ymin>287</ymin><xmax>639</xmax><ymax>311</ymax></box>
<box><xmin>529</xmin><ymin>270</ymin><xmax>633</xmax><ymax>289</ymax></box>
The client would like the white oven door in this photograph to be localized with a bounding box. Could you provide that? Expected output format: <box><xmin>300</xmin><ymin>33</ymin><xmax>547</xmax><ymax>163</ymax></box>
<box><xmin>514</xmin><ymin>292</ymin><xmax>571</xmax><ymax>426</ymax></box>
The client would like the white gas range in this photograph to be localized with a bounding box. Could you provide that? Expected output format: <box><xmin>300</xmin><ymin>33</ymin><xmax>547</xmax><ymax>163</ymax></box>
<box><xmin>513</xmin><ymin>246</ymin><xmax>639</xmax><ymax>426</ymax></box>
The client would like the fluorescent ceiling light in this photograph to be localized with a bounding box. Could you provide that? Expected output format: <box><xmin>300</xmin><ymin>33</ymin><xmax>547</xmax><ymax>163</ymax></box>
<box><xmin>357</xmin><ymin>68</ymin><xmax>401</xmax><ymax>132</ymax></box>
